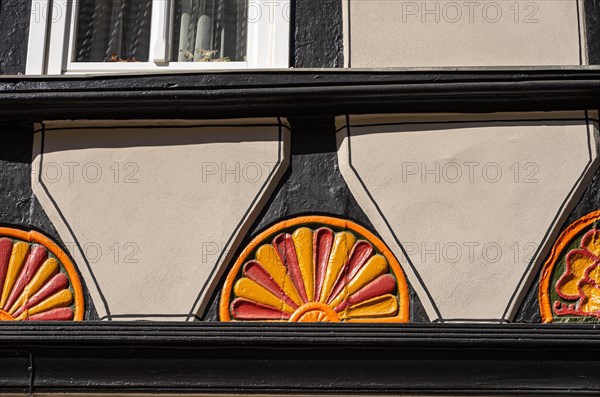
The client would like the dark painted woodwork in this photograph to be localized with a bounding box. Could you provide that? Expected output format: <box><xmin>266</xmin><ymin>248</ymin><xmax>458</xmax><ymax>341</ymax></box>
<box><xmin>0</xmin><ymin>323</ymin><xmax>599</xmax><ymax>394</ymax></box>
<box><xmin>585</xmin><ymin>0</ymin><xmax>600</xmax><ymax>64</ymax></box>
<box><xmin>0</xmin><ymin>0</ymin><xmax>30</xmax><ymax>75</ymax></box>
<box><xmin>0</xmin><ymin>122</ymin><xmax>35</xmax><ymax>226</ymax></box>
<box><xmin>2</xmin><ymin>70</ymin><xmax>600</xmax><ymax>120</ymax></box>
<box><xmin>292</xmin><ymin>0</ymin><xmax>343</xmax><ymax>67</ymax></box>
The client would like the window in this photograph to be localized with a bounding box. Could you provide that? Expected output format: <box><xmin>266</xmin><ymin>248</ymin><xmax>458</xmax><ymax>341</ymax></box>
<box><xmin>26</xmin><ymin>0</ymin><xmax>290</xmax><ymax>74</ymax></box>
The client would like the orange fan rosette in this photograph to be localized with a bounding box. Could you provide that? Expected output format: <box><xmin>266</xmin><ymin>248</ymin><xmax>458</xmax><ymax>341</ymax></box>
<box><xmin>0</xmin><ymin>227</ymin><xmax>84</xmax><ymax>321</ymax></box>
<box><xmin>220</xmin><ymin>216</ymin><xmax>409</xmax><ymax>323</ymax></box>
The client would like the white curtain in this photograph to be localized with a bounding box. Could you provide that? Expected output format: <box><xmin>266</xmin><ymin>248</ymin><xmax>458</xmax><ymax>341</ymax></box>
<box><xmin>75</xmin><ymin>0</ymin><xmax>246</xmax><ymax>63</ymax></box>
<box><xmin>75</xmin><ymin>0</ymin><xmax>152</xmax><ymax>62</ymax></box>
<box><xmin>175</xmin><ymin>0</ymin><xmax>247</xmax><ymax>62</ymax></box>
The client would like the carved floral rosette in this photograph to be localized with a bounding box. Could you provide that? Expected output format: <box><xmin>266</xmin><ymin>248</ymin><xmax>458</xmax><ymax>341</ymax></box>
<box><xmin>0</xmin><ymin>227</ymin><xmax>84</xmax><ymax>321</ymax></box>
<box><xmin>220</xmin><ymin>216</ymin><xmax>409</xmax><ymax>322</ymax></box>
<box><xmin>539</xmin><ymin>211</ymin><xmax>600</xmax><ymax>322</ymax></box>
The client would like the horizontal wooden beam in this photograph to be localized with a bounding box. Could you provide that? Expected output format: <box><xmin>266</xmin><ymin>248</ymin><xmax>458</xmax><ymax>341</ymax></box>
<box><xmin>1</xmin><ymin>69</ymin><xmax>600</xmax><ymax>121</ymax></box>
<box><xmin>0</xmin><ymin>323</ymin><xmax>598</xmax><ymax>394</ymax></box>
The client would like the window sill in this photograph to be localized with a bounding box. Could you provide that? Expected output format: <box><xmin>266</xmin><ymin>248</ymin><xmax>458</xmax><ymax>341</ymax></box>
<box><xmin>63</xmin><ymin>61</ymin><xmax>250</xmax><ymax>75</ymax></box>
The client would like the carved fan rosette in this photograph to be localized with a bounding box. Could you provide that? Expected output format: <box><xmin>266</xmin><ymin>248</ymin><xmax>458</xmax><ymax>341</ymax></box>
<box><xmin>0</xmin><ymin>228</ymin><xmax>84</xmax><ymax>321</ymax></box>
<box><xmin>220</xmin><ymin>216</ymin><xmax>409</xmax><ymax>322</ymax></box>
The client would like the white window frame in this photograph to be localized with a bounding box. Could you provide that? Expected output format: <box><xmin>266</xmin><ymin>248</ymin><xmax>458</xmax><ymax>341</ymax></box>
<box><xmin>26</xmin><ymin>0</ymin><xmax>290</xmax><ymax>75</ymax></box>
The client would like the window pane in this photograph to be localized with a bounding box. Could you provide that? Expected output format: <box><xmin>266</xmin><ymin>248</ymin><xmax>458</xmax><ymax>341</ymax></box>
<box><xmin>172</xmin><ymin>0</ymin><xmax>248</xmax><ymax>62</ymax></box>
<box><xmin>74</xmin><ymin>0</ymin><xmax>153</xmax><ymax>62</ymax></box>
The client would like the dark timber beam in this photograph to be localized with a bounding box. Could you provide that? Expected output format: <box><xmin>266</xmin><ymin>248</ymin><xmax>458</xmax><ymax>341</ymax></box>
<box><xmin>0</xmin><ymin>323</ymin><xmax>599</xmax><ymax>394</ymax></box>
<box><xmin>1</xmin><ymin>69</ymin><xmax>600</xmax><ymax>121</ymax></box>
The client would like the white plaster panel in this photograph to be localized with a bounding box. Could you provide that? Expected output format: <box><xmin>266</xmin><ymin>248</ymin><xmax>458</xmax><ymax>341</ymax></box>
<box><xmin>32</xmin><ymin>119</ymin><xmax>289</xmax><ymax>321</ymax></box>
<box><xmin>337</xmin><ymin>112</ymin><xmax>598</xmax><ymax>321</ymax></box>
<box><xmin>344</xmin><ymin>0</ymin><xmax>585</xmax><ymax>67</ymax></box>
